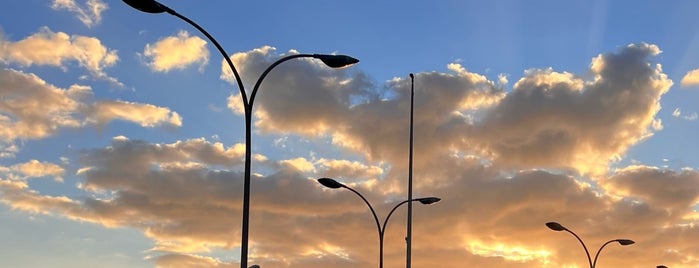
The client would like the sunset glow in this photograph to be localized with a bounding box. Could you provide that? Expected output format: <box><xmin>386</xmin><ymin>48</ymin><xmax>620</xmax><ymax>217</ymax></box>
<box><xmin>1</xmin><ymin>1</ymin><xmax>699</xmax><ymax>267</ymax></box>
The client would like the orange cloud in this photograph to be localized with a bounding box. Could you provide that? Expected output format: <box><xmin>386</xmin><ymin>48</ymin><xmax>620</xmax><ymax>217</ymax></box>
<box><xmin>681</xmin><ymin>69</ymin><xmax>699</xmax><ymax>87</ymax></box>
<box><xmin>144</xmin><ymin>31</ymin><xmax>209</xmax><ymax>73</ymax></box>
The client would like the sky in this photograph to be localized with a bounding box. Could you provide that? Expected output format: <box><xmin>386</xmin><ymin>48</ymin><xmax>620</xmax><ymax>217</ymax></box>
<box><xmin>1</xmin><ymin>0</ymin><xmax>699</xmax><ymax>267</ymax></box>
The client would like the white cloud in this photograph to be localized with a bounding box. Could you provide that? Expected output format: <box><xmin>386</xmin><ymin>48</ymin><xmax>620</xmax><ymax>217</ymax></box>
<box><xmin>672</xmin><ymin>108</ymin><xmax>698</xmax><ymax>121</ymax></box>
<box><xmin>51</xmin><ymin>0</ymin><xmax>108</xmax><ymax>28</ymax></box>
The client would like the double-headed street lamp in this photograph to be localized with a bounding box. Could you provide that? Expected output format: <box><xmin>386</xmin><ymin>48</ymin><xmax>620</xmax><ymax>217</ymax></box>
<box><xmin>317</xmin><ymin>178</ymin><xmax>440</xmax><ymax>268</ymax></box>
<box><xmin>546</xmin><ymin>222</ymin><xmax>635</xmax><ymax>268</ymax></box>
<box><xmin>122</xmin><ymin>1</ymin><xmax>359</xmax><ymax>267</ymax></box>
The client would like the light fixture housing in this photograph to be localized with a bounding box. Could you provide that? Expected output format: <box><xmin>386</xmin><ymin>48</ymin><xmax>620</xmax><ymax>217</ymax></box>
<box><xmin>122</xmin><ymin>0</ymin><xmax>167</xmax><ymax>13</ymax></box>
<box><xmin>317</xmin><ymin>178</ymin><xmax>345</xmax><ymax>189</ymax></box>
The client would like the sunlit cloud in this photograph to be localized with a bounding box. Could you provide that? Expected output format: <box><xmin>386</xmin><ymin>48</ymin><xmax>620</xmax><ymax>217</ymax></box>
<box><xmin>1</xmin><ymin>43</ymin><xmax>697</xmax><ymax>267</ymax></box>
<box><xmin>0</xmin><ymin>27</ymin><xmax>121</xmax><ymax>86</ymax></box>
<box><xmin>10</xmin><ymin>160</ymin><xmax>65</xmax><ymax>182</ymax></box>
<box><xmin>280</xmin><ymin>157</ymin><xmax>315</xmax><ymax>173</ymax></box>
<box><xmin>229</xmin><ymin>43</ymin><xmax>671</xmax><ymax>178</ymax></box>
<box><xmin>0</xmin><ymin>68</ymin><xmax>181</xmax><ymax>148</ymax></box>
<box><xmin>151</xmin><ymin>253</ymin><xmax>236</xmax><ymax>268</ymax></box>
<box><xmin>88</xmin><ymin>100</ymin><xmax>183</xmax><ymax>127</ymax></box>
<box><xmin>681</xmin><ymin>69</ymin><xmax>699</xmax><ymax>87</ymax></box>
<box><xmin>51</xmin><ymin>0</ymin><xmax>108</xmax><ymax>28</ymax></box>
<box><xmin>0</xmin><ymin>68</ymin><xmax>88</xmax><ymax>142</ymax></box>
<box><xmin>144</xmin><ymin>31</ymin><xmax>209</xmax><ymax>73</ymax></box>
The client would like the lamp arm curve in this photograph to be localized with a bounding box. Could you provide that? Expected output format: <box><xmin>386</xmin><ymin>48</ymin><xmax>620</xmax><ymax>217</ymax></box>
<box><xmin>591</xmin><ymin>239</ymin><xmax>617</xmax><ymax>268</ymax></box>
<box><xmin>248</xmin><ymin>54</ymin><xmax>316</xmax><ymax>108</ymax></box>
<box><xmin>345</xmin><ymin>186</ymin><xmax>382</xmax><ymax>239</ymax></box>
<box><xmin>165</xmin><ymin>8</ymin><xmax>248</xmax><ymax>108</ymax></box>
<box><xmin>565</xmin><ymin>229</ymin><xmax>593</xmax><ymax>268</ymax></box>
<box><xmin>382</xmin><ymin>200</ymin><xmax>411</xmax><ymax>237</ymax></box>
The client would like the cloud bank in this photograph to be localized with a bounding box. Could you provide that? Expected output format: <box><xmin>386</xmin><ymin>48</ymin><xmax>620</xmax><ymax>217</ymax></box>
<box><xmin>0</xmin><ymin>43</ymin><xmax>696</xmax><ymax>268</ymax></box>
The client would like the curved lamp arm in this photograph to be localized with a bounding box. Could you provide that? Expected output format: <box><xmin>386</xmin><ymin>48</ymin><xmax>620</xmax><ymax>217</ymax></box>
<box><xmin>546</xmin><ymin>222</ymin><xmax>592</xmax><ymax>268</ymax></box>
<box><xmin>591</xmin><ymin>239</ymin><xmax>635</xmax><ymax>268</ymax></box>
<box><xmin>249</xmin><ymin>54</ymin><xmax>315</xmax><ymax>109</ymax></box>
<box><xmin>382</xmin><ymin>197</ymin><xmax>440</xmax><ymax>237</ymax></box>
<box><xmin>122</xmin><ymin>0</ymin><xmax>249</xmax><ymax>107</ymax></box>
<box><xmin>382</xmin><ymin>199</ymin><xmax>411</xmax><ymax>237</ymax></box>
<box><xmin>343</xmin><ymin>185</ymin><xmax>382</xmax><ymax>238</ymax></box>
<box><xmin>565</xmin><ymin>229</ymin><xmax>593</xmax><ymax>268</ymax></box>
<box><xmin>249</xmin><ymin>53</ymin><xmax>358</xmax><ymax>109</ymax></box>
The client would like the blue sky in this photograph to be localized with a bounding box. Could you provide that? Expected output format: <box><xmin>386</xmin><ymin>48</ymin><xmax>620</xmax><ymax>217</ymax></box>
<box><xmin>1</xmin><ymin>0</ymin><xmax>699</xmax><ymax>267</ymax></box>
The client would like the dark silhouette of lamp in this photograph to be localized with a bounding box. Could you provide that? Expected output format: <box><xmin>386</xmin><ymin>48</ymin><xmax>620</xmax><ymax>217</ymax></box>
<box><xmin>318</xmin><ymin>178</ymin><xmax>440</xmax><ymax>268</ymax></box>
<box><xmin>546</xmin><ymin>221</ymin><xmax>635</xmax><ymax>268</ymax></box>
<box><xmin>121</xmin><ymin>1</ymin><xmax>358</xmax><ymax>267</ymax></box>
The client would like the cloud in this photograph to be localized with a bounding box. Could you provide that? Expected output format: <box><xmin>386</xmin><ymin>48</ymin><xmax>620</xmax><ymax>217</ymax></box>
<box><xmin>0</xmin><ymin>137</ymin><xmax>249</xmax><ymax>254</ymax></box>
<box><xmin>0</xmin><ymin>68</ymin><xmax>88</xmax><ymax>142</ymax></box>
<box><xmin>10</xmin><ymin>160</ymin><xmax>65</xmax><ymax>182</ymax></box>
<box><xmin>672</xmin><ymin>108</ymin><xmax>698</xmax><ymax>121</ymax></box>
<box><xmin>0</xmin><ymin>27</ymin><xmax>122</xmax><ymax>86</ymax></box>
<box><xmin>152</xmin><ymin>253</ymin><xmax>237</xmax><ymax>268</ymax></box>
<box><xmin>1</xmin><ymin>43</ymin><xmax>696</xmax><ymax>267</ymax></box>
<box><xmin>605</xmin><ymin>165</ymin><xmax>699</xmax><ymax>211</ymax></box>
<box><xmin>51</xmin><ymin>0</ymin><xmax>108</xmax><ymax>28</ymax></box>
<box><xmin>88</xmin><ymin>100</ymin><xmax>183</xmax><ymax>127</ymax></box>
<box><xmin>0</xmin><ymin>68</ymin><xmax>181</xmax><ymax>144</ymax></box>
<box><xmin>144</xmin><ymin>31</ymin><xmax>209</xmax><ymax>72</ymax></box>
<box><xmin>225</xmin><ymin>43</ymin><xmax>670</xmax><ymax>178</ymax></box>
<box><xmin>681</xmin><ymin>69</ymin><xmax>699</xmax><ymax>87</ymax></box>
<box><xmin>280</xmin><ymin>157</ymin><xmax>315</xmax><ymax>173</ymax></box>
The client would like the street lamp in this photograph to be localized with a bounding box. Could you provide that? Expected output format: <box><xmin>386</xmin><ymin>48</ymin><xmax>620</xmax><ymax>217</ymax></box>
<box><xmin>317</xmin><ymin>178</ymin><xmax>440</xmax><ymax>268</ymax></box>
<box><xmin>122</xmin><ymin>1</ymin><xmax>359</xmax><ymax>267</ymax></box>
<box><xmin>546</xmin><ymin>221</ymin><xmax>635</xmax><ymax>268</ymax></box>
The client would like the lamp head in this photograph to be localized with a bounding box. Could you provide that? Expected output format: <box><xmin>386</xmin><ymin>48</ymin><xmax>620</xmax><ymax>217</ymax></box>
<box><xmin>545</xmin><ymin>222</ymin><xmax>567</xmax><ymax>231</ymax></box>
<box><xmin>417</xmin><ymin>197</ymin><xmax>441</xmax><ymax>205</ymax></box>
<box><xmin>317</xmin><ymin>178</ymin><xmax>344</xmax><ymax>189</ymax></box>
<box><xmin>315</xmin><ymin>54</ymin><xmax>359</xmax><ymax>68</ymax></box>
<box><xmin>616</xmin><ymin>239</ymin><xmax>635</xmax><ymax>246</ymax></box>
<box><xmin>122</xmin><ymin>0</ymin><xmax>168</xmax><ymax>13</ymax></box>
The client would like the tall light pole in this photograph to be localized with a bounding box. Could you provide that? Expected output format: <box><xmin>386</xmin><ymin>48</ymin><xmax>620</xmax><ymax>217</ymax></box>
<box><xmin>546</xmin><ymin>222</ymin><xmax>635</xmax><ymax>268</ymax></box>
<box><xmin>406</xmin><ymin>73</ymin><xmax>415</xmax><ymax>268</ymax></box>
<box><xmin>317</xmin><ymin>178</ymin><xmax>440</xmax><ymax>268</ymax></box>
<box><xmin>122</xmin><ymin>1</ymin><xmax>359</xmax><ymax>267</ymax></box>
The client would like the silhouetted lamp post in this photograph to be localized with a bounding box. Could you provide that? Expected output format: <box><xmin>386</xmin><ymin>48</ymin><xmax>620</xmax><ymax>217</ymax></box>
<box><xmin>406</xmin><ymin>73</ymin><xmax>415</xmax><ymax>268</ymax></box>
<box><xmin>121</xmin><ymin>1</ymin><xmax>359</xmax><ymax>267</ymax></box>
<box><xmin>546</xmin><ymin>221</ymin><xmax>635</xmax><ymax>268</ymax></box>
<box><xmin>317</xmin><ymin>178</ymin><xmax>440</xmax><ymax>268</ymax></box>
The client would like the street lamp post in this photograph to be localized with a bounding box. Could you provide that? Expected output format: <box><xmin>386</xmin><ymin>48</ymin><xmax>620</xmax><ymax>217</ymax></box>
<box><xmin>122</xmin><ymin>1</ymin><xmax>359</xmax><ymax>267</ymax></box>
<box><xmin>406</xmin><ymin>73</ymin><xmax>415</xmax><ymax>268</ymax></box>
<box><xmin>546</xmin><ymin>222</ymin><xmax>635</xmax><ymax>268</ymax></box>
<box><xmin>317</xmin><ymin>178</ymin><xmax>440</xmax><ymax>268</ymax></box>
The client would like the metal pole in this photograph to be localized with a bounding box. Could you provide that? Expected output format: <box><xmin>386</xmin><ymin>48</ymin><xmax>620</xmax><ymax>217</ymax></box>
<box><xmin>406</xmin><ymin>73</ymin><xmax>415</xmax><ymax>268</ymax></box>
